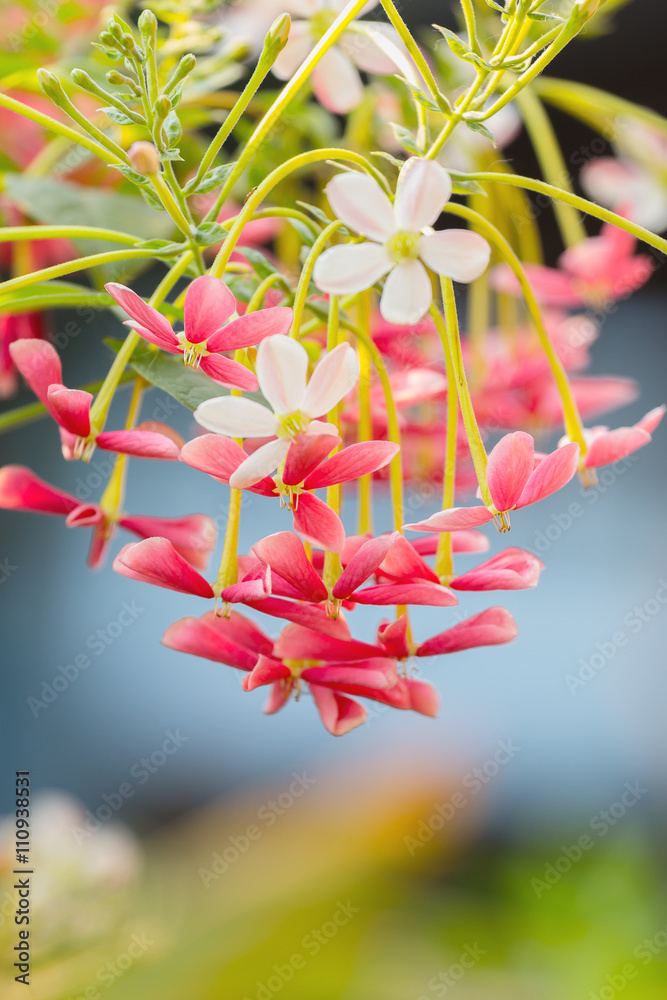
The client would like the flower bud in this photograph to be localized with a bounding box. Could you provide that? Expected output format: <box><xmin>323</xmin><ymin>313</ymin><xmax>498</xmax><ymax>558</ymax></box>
<box><xmin>571</xmin><ymin>0</ymin><xmax>600</xmax><ymax>21</ymax></box>
<box><xmin>260</xmin><ymin>13</ymin><xmax>291</xmax><ymax>64</ymax></box>
<box><xmin>138</xmin><ymin>9</ymin><xmax>158</xmax><ymax>39</ymax></box>
<box><xmin>127</xmin><ymin>141</ymin><xmax>160</xmax><ymax>176</ymax></box>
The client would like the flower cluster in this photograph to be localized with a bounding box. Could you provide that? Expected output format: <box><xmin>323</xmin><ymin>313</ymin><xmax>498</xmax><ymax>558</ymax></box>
<box><xmin>0</xmin><ymin>0</ymin><xmax>664</xmax><ymax>736</ymax></box>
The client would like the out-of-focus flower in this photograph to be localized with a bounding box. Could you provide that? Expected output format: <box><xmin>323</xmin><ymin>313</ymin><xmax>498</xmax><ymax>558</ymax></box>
<box><xmin>106</xmin><ymin>276</ymin><xmax>292</xmax><ymax>388</ymax></box>
<box><xmin>314</xmin><ymin>158</ymin><xmax>491</xmax><ymax>325</ymax></box>
<box><xmin>560</xmin><ymin>405</ymin><xmax>665</xmax><ymax>471</ymax></box>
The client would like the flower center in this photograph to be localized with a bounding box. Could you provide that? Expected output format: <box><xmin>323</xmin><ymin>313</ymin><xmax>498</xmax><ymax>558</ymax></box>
<box><xmin>277</xmin><ymin>411</ymin><xmax>310</xmax><ymax>439</ymax></box>
<box><xmin>181</xmin><ymin>340</ymin><xmax>209</xmax><ymax>371</ymax></box>
<box><xmin>386</xmin><ymin>230</ymin><xmax>422</xmax><ymax>264</ymax></box>
<box><xmin>285</xmin><ymin>658</ymin><xmax>319</xmax><ymax>679</ymax></box>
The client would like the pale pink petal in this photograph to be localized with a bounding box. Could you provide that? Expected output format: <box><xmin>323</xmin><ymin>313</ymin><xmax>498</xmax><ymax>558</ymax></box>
<box><xmin>491</xmin><ymin>263</ymin><xmax>582</xmax><ymax>307</ymax></box>
<box><xmin>637</xmin><ymin>405</ymin><xmax>665</xmax><ymax>435</ymax></box>
<box><xmin>583</xmin><ymin>427</ymin><xmax>651</xmax><ymax>468</ymax></box>
<box><xmin>184</xmin><ymin>275</ymin><xmax>236</xmax><ymax>344</ymax></box>
<box><xmin>229</xmin><ymin>438</ymin><xmax>289</xmax><ymax>488</ymax></box>
<box><xmin>394</xmin><ymin>158</ymin><xmax>452</xmax><ymax>232</ymax></box>
<box><xmin>404</xmin><ymin>507</ymin><xmax>494</xmax><ymax>532</ymax></box>
<box><xmin>243</xmin><ymin>596</ymin><xmax>350</xmax><ymax>638</ymax></box>
<box><xmin>46</xmin><ymin>385</ymin><xmax>92</xmax><ymax>437</ymax></box>
<box><xmin>264</xmin><ymin>680</ymin><xmax>294</xmax><ymax>715</ymax></box>
<box><xmin>351</xmin><ymin>582</ymin><xmax>458</xmax><ymax>606</ymax></box>
<box><xmin>314</xmin><ymin>243</ymin><xmax>393</xmax><ymax>296</ymax></box>
<box><xmin>406</xmin><ymin>679</ymin><xmax>440</xmax><ymax>717</ymax></box>
<box><xmin>377</xmin><ymin>614</ymin><xmax>410</xmax><ymax>659</ymax></box>
<box><xmin>272</xmin><ymin>21</ymin><xmax>314</xmax><ymax>79</ymax></box>
<box><xmin>251</xmin><ymin>532</ymin><xmax>328</xmax><ymax>602</ymax></box>
<box><xmin>0</xmin><ymin>465</ymin><xmax>78</xmax><ymax>516</ymax></box>
<box><xmin>380</xmin><ymin>259</ymin><xmax>432</xmax><ymax>326</ymax></box>
<box><xmin>292</xmin><ymin>492</ymin><xmax>346</xmax><ymax>553</ymax></box>
<box><xmin>417</xmin><ymin>607</ymin><xmax>518</xmax><ymax>657</ymax></box>
<box><xmin>9</xmin><ymin>339</ymin><xmax>62</xmax><ymax>408</ymax></box>
<box><xmin>301</xmin><ymin>342</ymin><xmax>359</xmax><ymax>418</ymax></box>
<box><xmin>113</xmin><ymin>538</ymin><xmax>214</xmax><ymax>597</ymax></box>
<box><xmin>105</xmin><ymin>283</ymin><xmax>178</xmax><ymax>348</ymax></box>
<box><xmin>312</xmin><ymin>46</ymin><xmax>364</xmax><ymax>115</ymax></box>
<box><xmin>419</xmin><ymin>229</ymin><xmax>491</xmax><ymax>283</ymax></box>
<box><xmin>333</xmin><ymin>531</ymin><xmax>399</xmax><ymax>600</ymax></box>
<box><xmin>199</xmin><ymin>353</ymin><xmax>259</xmax><ymax>391</ymax></box>
<box><xmin>162</xmin><ymin>614</ymin><xmax>258</xmax><ymax>670</ymax></box>
<box><xmin>310</xmin><ymin>685</ymin><xmax>367</xmax><ymax>736</ymax></box>
<box><xmin>96</xmin><ymin>430</ymin><xmax>181</xmax><ymax>460</ymax></box>
<box><xmin>304</xmin><ymin>441</ymin><xmax>399</xmax><ymax>489</ymax></box>
<box><xmin>255</xmin><ymin>335</ymin><xmax>308</xmax><ymax>414</ymax></box>
<box><xmin>340</xmin><ymin>21</ymin><xmax>402</xmax><ymax>74</ymax></box>
<box><xmin>206</xmin><ymin>307</ymin><xmax>293</xmax><ymax>352</ymax></box>
<box><xmin>324</xmin><ymin>171</ymin><xmax>395</xmax><ymax>241</ymax></box>
<box><xmin>282</xmin><ymin>433</ymin><xmax>340</xmax><ymax>486</ymax></box>
<box><xmin>451</xmin><ymin>549</ymin><xmax>544</xmax><ymax>591</ymax></box>
<box><xmin>486</xmin><ymin>431</ymin><xmax>534</xmax><ymax>512</ymax></box>
<box><xmin>194</xmin><ymin>396</ymin><xmax>279</xmax><ymax>438</ymax></box>
<box><xmin>119</xmin><ymin>513</ymin><xmax>216</xmax><ymax>570</ymax></box>
<box><xmin>516</xmin><ymin>442</ymin><xmax>579</xmax><ymax>508</ymax></box>
<box><xmin>181</xmin><ymin>435</ymin><xmax>256</xmax><ymax>486</ymax></box>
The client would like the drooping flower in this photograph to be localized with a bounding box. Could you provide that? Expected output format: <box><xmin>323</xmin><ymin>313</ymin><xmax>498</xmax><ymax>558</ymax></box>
<box><xmin>313</xmin><ymin>158</ymin><xmax>491</xmax><ymax>325</ymax></box>
<box><xmin>378</xmin><ymin>607</ymin><xmax>518</xmax><ymax>660</ymax></box>
<box><xmin>0</xmin><ymin>466</ymin><xmax>216</xmax><ymax>570</ymax></box>
<box><xmin>9</xmin><ymin>339</ymin><xmax>182</xmax><ymax>461</ymax></box>
<box><xmin>180</xmin><ymin>432</ymin><xmax>398</xmax><ymax>553</ymax></box>
<box><xmin>491</xmin><ymin>223</ymin><xmax>653</xmax><ymax>309</ymax></box>
<box><xmin>404</xmin><ymin>432</ymin><xmax>580</xmax><ymax>533</ymax></box>
<box><xmin>193</xmin><ymin>336</ymin><xmax>359</xmax><ymax>490</ymax></box>
<box><xmin>105</xmin><ymin>275</ymin><xmax>293</xmax><ymax>389</ymax></box>
<box><xmin>272</xmin><ymin>0</ymin><xmax>401</xmax><ymax>115</ymax></box>
<box><xmin>560</xmin><ymin>405</ymin><xmax>665</xmax><ymax>471</ymax></box>
<box><xmin>162</xmin><ymin>611</ymin><xmax>438</xmax><ymax>736</ymax></box>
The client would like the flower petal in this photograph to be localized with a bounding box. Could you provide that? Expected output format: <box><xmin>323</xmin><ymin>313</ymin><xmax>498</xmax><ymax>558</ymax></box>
<box><xmin>0</xmin><ymin>465</ymin><xmax>78</xmax><ymax>516</ymax></box>
<box><xmin>206</xmin><ymin>307</ymin><xmax>293</xmax><ymax>353</ymax></box>
<box><xmin>310</xmin><ymin>685</ymin><xmax>366</xmax><ymax>736</ymax></box>
<box><xmin>584</xmin><ymin>427</ymin><xmax>651</xmax><ymax>468</ymax></box>
<box><xmin>378</xmin><ymin>534</ymin><xmax>439</xmax><ymax>584</ymax></box>
<box><xmin>302</xmin><ymin>660</ymin><xmax>397</xmax><ymax>692</ymax></box>
<box><xmin>255</xmin><ymin>335</ymin><xmax>308</xmax><ymax>414</ymax></box>
<box><xmin>180</xmin><ymin>434</ymin><xmax>276</xmax><ymax>494</ymax></box>
<box><xmin>292</xmin><ymin>492</ymin><xmax>346</xmax><ymax>553</ymax></box>
<box><xmin>419</xmin><ymin>229</ymin><xmax>491</xmax><ymax>283</ymax></box>
<box><xmin>282</xmin><ymin>433</ymin><xmax>340</xmax><ymax>486</ymax></box>
<box><xmin>251</xmin><ymin>531</ymin><xmax>328</xmax><ymax>602</ymax></box>
<box><xmin>301</xmin><ymin>342</ymin><xmax>359</xmax><ymax>418</ymax></box>
<box><xmin>394</xmin><ymin>158</ymin><xmax>452</xmax><ymax>231</ymax></box>
<box><xmin>162</xmin><ymin>614</ymin><xmax>258</xmax><ymax>670</ymax></box>
<box><xmin>314</xmin><ymin>243</ymin><xmax>393</xmax><ymax>296</ymax></box>
<box><xmin>194</xmin><ymin>396</ymin><xmax>279</xmax><ymax>438</ymax></box>
<box><xmin>9</xmin><ymin>339</ymin><xmax>61</xmax><ymax>409</ymax></box>
<box><xmin>199</xmin><ymin>353</ymin><xmax>259</xmax><ymax>391</ymax></box>
<box><xmin>404</xmin><ymin>507</ymin><xmax>494</xmax><ymax>532</ymax></box>
<box><xmin>113</xmin><ymin>538</ymin><xmax>214</xmax><ymax>598</ymax></box>
<box><xmin>229</xmin><ymin>438</ymin><xmax>289</xmax><ymax>489</ymax></box>
<box><xmin>351</xmin><ymin>582</ymin><xmax>458</xmax><ymax>606</ymax></box>
<box><xmin>96</xmin><ymin>430</ymin><xmax>181</xmax><ymax>460</ymax></box>
<box><xmin>243</xmin><ymin>655</ymin><xmax>291</xmax><ymax>691</ymax></box>
<box><xmin>46</xmin><ymin>385</ymin><xmax>92</xmax><ymax>437</ymax></box>
<box><xmin>184</xmin><ymin>275</ymin><xmax>236</xmax><ymax>344</ymax></box>
<box><xmin>451</xmin><ymin>548</ymin><xmax>544</xmax><ymax>591</ymax></box>
<box><xmin>516</xmin><ymin>442</ymin><xmax>579</xmax><ymax>508</ymax></box>
<box><xmin>333</xmin><ymin>531</ymin><xmax>399</xmax><ymax>600</ymax></box>
<box><xmin>105</xmin><ymin>283</ymin><xmax>179</xmax><ymax>349</ymax></box>
<box><xmin>274</xmin><ymin>622</ymin><xmax>383</xmax><ymax>662</ymax></box>
<box><xmin>304</xmin><ymin>440</ymin><xmax>399</xmax><ymax>489</ymax></box>
<box><xmin>324</xmin><ymin>171</ymin><xmax>395</xmax><ymax>241</ymax></box>
<box><xmin>486</xmin><ymin>431</ymin><xmax>534</xmax><ymax>512</ymax></box>
<box><xmin>312</xmin><ymin>46</ymin><xmax>364</xmax><ymax>114</ymax></box>
<box><xmin>416</xmin><ymin>607</ymin><xmax>518</xmax><ymax>657</ymax></box>
<box><xmin>380</xmin><ymin>259</ymin><xmax>432</xmax><ymax>326</ymax></box>
<box><xmin>118</xmin><ymin>513</ymin><xmax>216</xmax><ymax>570</ymax></box>
<box><xmin>340</xmin><ymin>21</ymin><xmax>402</xmax><ymax>74</ymax></box>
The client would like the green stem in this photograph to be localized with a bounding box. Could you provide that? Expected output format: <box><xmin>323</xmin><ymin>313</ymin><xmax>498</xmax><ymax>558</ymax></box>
<box><xmin>0</xmin><ymin>373</ymin><xmax>135</xmax><ymax>435</ymax></box>
<box><xmin>323</xmin><ymin>295</ymin><xmax>343</xmax><ymax>591</ymax></box>
<box><xmin>378</xmin><ymin>0</ymin><xmax>450</xmax><ymax>112</ymax></box>
<box><xmin>434</xmin><ymin>312</ymin><xmax>459</xmax><ymax>582</ymax></box>
<box><xmin>246</xmin><ymin>273</ymin><xmax>287</xmax><ymax>314</ymax></box>
<box><xmin>0</xmin><ymin>226</ymin><xmax>140</xmax><ymax>245</ymax></box>
<box><xmin>289</xmin><ymin>221</ymin><xmax>345</xmax><ymax>338</ymax></box>
<box><xmin>356</xmin><ymin>294</ymin><xmax>373</xmax><ymax>536</ymax></box>
<box><xmin>216</xmin><ymin>487</ymin><xmax>242</xmax><ymax>593</ymax></box>
<box><xmin>514</xmin><ymin>88</ymin><xmax>586</xmax><ymax>248</ymax></box>
<box><xmin>0</xmin><ymin>249</ymin><xmax>160</xmax><ymax>297</ymax></box>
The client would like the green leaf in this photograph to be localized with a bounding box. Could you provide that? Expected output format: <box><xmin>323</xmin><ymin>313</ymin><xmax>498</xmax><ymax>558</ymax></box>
<box><xmin>389</xmin><ymin>123</ymin><xmax>422</xmax><ymax>156</ymax></box>
<box><xmin>183</xmin><ymin>162</ymin><xmax>238</xmax><ymax>196</ymax></box>
<box><xmin>132</xmin><ymin>238</ymin><xmax>188</xmax><ymax>255</ymax></box>
<box><xmin>140</xmin><ymin>186</ymin><xmax>166</xmax><ymax>211</ymax></box>
<box><xmin>160</xmin><ymin>148</ymin><xmax>184</xmax><ymax>162</ymax></box>
<box><xmin>240</xmin><ymin>246</ymin><xmax>284</xmax><ymax>282</ymax></box>
<box><xmin>451</xmin><ymin>179</ymin><xmax>486</xmax><ymax>195</ymax></box>
<box><xmin>486</xmin><ymin>0</ymin><xmax>507</xmax><ymax>11</ymax></box>
<box><xmin>191</xmin><ymin>222</ymin><xmax>227</xmax><ymax>247</ymax></box>
<box><xmin>370</xmin><ymin>151</ymin><xmax>404</xmax><ymax>172</ymax></box>
<box><xmin>163</xmin><ymin>110</ymin><xmax>183</xmax><ymax>147</ymax></box>
<box><xmin>101</xmin><ymin>105</ymin><xmax>136</xmax><ymax>126</ymax></box>
<box><xmin>0</xmin><ymin>281</ymin><xmax>114</xmax><ymax>315</ymax></box>
<box><xmin>114</xmin><ymin>164</ymin><xmax>150</xmax><ymax>186</ymax></box>
<box><xmin>104</xmin><ymin>338</ymin><xmax>257</xmax><ymax>411</ymax></box>
<box><xmin>464</xmin><ymin>119</ymin><xmax>497</xmax><ymax>144</ymax></box>
<box><xmin>527</xmin><ymin>10</ymin><xmax>563</xmax><ymax>21</ymax></box>
<box><xmin>401</xmin><ymin>81</ymin><xmax>442</xmax><ymax>114</ymax></box>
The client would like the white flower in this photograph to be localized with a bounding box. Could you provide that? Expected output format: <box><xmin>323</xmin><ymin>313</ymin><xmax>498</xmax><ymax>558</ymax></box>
<box><xmin>581</xmin><ymin>157</ymin><xmax>667</xmax><ymax>233</ymax></box>
<box><xmin>272</xmin><ymin>0</ymin><xmax>400</xmax><ymax>114</ymax></box>
<box><xmin>194</xmin><ymin>336</ymin><xmax>359</xmax><ymax>488</ymax></box>
<box><xmin>313</xmin><ymin>158</ymin><xmax>492</xmax><ymax>326</ymax></box>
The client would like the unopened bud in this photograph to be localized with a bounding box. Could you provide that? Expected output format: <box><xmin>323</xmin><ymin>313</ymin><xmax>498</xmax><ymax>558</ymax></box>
<box><xmin>164</xmin><ymin>52</ymin><xmax>196</xmax><ymax>95</ymax></box>
<box><xmin>127</xmin><ymin>141</ymin><xmax>160</xmax><ymax>176</ymax></box>
<box><xmin>138</xmin><ymin>9</ymin><xmax>158</xmax><ymax>42</ymax></box>
<box><xmin>37</xmin><ymin>69</ymin><xmax>68</xmax><ymax>107</ymax></box>
<box><xmin>155</xmin><ymin>95</ymin><xmax>172</xmax><ymax>121</ymax></box>
<box><xmin>261</xmin><ymin>13</ymin><xmax>291</xmax><ymax>63</ymax></box>
<box><xmin>572</xmin><ymin>0</ymin><xmax>600</xmax><ymax>21</ymax></box>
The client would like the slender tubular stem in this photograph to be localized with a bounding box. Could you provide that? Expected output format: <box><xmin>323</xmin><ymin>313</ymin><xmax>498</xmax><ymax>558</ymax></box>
<box><xmin>0</xmin><ymin>226</ymin><xmax>140</xmax><ymax>245</ymax></box>
<box><xmin>289</xmin><ymin>221</ymin><xmax>345</xmax><ymax>338</ymax></box>
<box><xmin>0</xmin><ymin>250</ymin><xmax>161</xmax><ymax>297</ymax></box>
<box><xmin>434</xmin><ymin>313</ymin><xmax>459</xmax><ymax>582</ymax></box>
<box><xmin>356</xmin><ymin>293</ymin><xmax>373</xmax><ymax>536</ymax></box>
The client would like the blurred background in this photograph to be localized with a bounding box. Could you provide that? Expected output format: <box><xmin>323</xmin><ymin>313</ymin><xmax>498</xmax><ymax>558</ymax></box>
<box><xmin>1</xmin><ymin>1</ymin><xmax>667</xmax><ymax>998</ymax></box>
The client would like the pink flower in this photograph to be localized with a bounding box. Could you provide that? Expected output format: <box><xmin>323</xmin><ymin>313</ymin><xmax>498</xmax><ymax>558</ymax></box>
<box><xmin>561</xmin><ymin>405</ymin><xmax>665</xmax><ymax>470</ymax></box>
<box><xmin>491</xmin><ymin>223</ymin><xmax>653</xmax><ymax>309</ymax></box>
<box><xmin>180</xmin><ymin>431</ymin><xmax>398</xmax><ymax>553</ymax></box>
<box><xmin>194</xmin><ymin>336</ymin><xmax>359</xmax><ymax>491</ymax></box>
<box><xmin>314</xmin><ymin>158</ymin><xmax>491</xmax><ymax>325</ymax></box>
<box><xmin>0</xmin><ymin>465</ymin><xmax>216</xmax><ymax>570</ymax></box>
<box><xmin>378</xmin><ymin>607</ymin><xmax>518</xmax><ymax>660</ymax></box>
<box><xmin>273</xmin><ymin>1</ymin><xmax>400</xmax><ymax>115</ymax></box>
<box><xmin>162</xmin><ymin>611</ymin><xmax>438</xmax><ymax>736</ymax></box>
<box><xmin>9</xmin><ymin>340</ymin><xmax>182</xmax><ymax>461</ymax></box>
<box><xmin>449</xmin><ymin>548</ymin><xmax>544</xmax><ymax>591</ymax></box>
<box><xmin>581</xmin><ymin>156</ymin><xmax>667</xmax><ymax>233</ymax></box>
<box><xmin>105</xmin><ymin>276</ymin><xmax>292</xmax><ymax>389</ymax></box>
<box><xmin>404</xmin><ymin>432</ymin><xmax>580</xmax><ymax>533</ymax></box>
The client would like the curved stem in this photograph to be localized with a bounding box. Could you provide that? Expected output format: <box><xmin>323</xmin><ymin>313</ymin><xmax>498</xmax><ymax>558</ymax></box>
<box><xmin>0</xmin><ymin>226</ymin><xmax>140</xmax><ymax>245</ymax></box>
<box><xmin>289</xmin><ymin>220</ymin><xmax>345</xmax><ymax>338</ymax></box>
<box><xmin>0</xmin><ymin>249</ymin><xmax>163</xmax><ymax>298</ymax></box>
